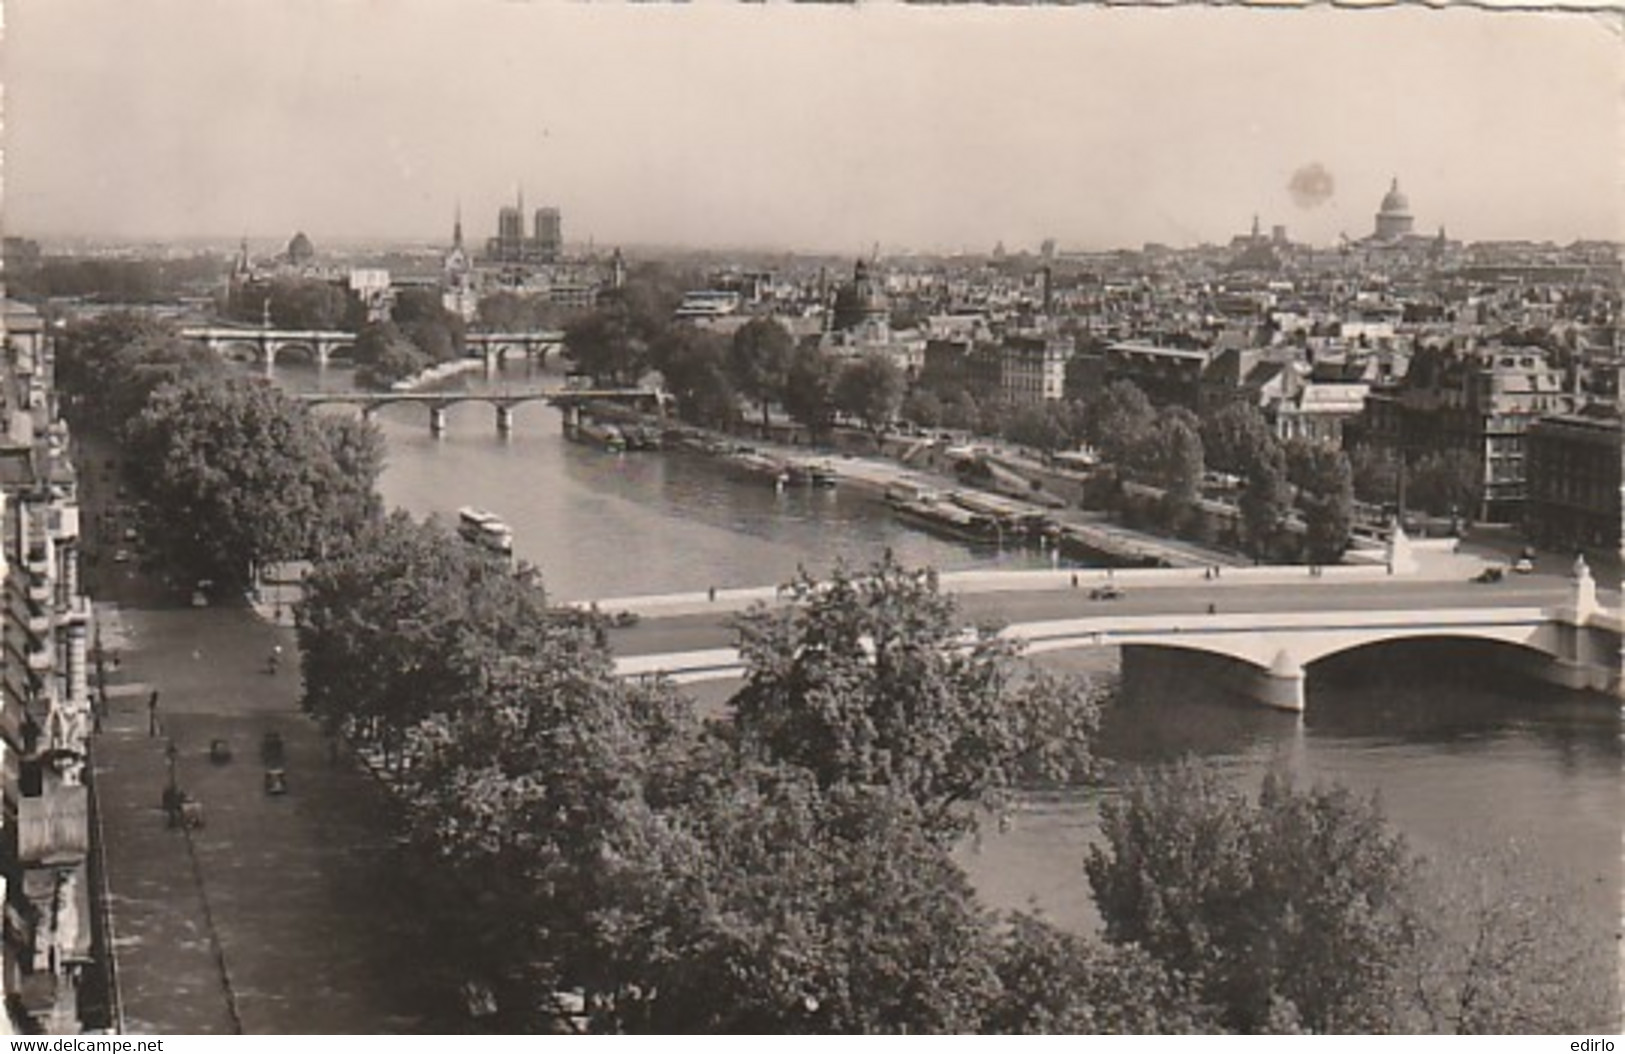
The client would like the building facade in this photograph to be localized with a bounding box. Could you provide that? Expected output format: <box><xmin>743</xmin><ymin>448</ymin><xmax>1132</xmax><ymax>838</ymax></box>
<box><xmin>1360</xmin><ymin>343</ymin><xmax>1578</xmax><ymax>522</ymax></box>
<box><xmin>0</xmin><ymin>301</ymin><xmax>95</xmax><ymax>1034</ymax></box>
<box><xmin>1524</xmin><ymin>409</ymin><xmax>1622</xmax><ymax>550</ymax></box>
<box><xmin>999</xmin><ymin>334</ymin><xmax>1072</xmax><ymax>407</ymax></box>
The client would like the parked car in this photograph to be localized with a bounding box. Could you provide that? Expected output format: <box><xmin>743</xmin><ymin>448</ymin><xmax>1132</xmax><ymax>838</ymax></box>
<box><xmin>1512</xmin><ymin>557</ymin><xmax>1535</xmax><ymax>574</ymax></box>
<box><xmin>1089</xmin><ymin>584</ymin><xmax>1124</xmax><ymax>600</ymax></box>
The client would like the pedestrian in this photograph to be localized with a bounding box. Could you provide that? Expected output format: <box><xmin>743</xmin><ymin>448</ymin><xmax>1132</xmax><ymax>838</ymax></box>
<box><xmin>148</xmin><ymin>689</ymin><xmax>162</xmax><ymax>736</ymax></box>
<box><xmin>1070</xmin><ymin>573</ymin><xmax>1078</xmax><ymax>589</ymax></box>
<box><xmin>708</xmin><ymin>586</ymin><xmax>717</xmax><ymax>603</ymax></box>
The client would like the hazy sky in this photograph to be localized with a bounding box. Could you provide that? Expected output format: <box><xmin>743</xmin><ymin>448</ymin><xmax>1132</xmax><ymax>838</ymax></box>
<box><xmin>4</xmin><ymin>1</ymin><xmax>1621</xmax><ymax>253</ymax></box>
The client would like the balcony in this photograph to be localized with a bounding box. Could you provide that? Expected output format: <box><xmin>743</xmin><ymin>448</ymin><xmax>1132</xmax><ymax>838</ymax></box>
<box><xmin>18</xmin><ymin>785</ymin><xmax>87</xmax><ymax>865</ymax></box>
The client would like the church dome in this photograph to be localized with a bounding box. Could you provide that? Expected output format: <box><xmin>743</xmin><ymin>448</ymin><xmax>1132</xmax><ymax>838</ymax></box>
<box><xmin>286</xmin><ymin>231</ymin><xmax>315</xmax><ymax>264</ymax></box>
<box><xmin>1378</xmin><ymin>179</ymin><xmax>1410</xmax><ymax>216</ymax></box>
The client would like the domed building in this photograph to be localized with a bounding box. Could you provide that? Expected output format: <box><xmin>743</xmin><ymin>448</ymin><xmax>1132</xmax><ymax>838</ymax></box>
<box><xmin>286</xmin><ymin>230</ymin><xmax>316</xmax><ymax>266</ymax></box>
<box><xmin>1372</xmin><ymin>178</ymin><xmax>1415</xmax><ymax>242</ymax></box>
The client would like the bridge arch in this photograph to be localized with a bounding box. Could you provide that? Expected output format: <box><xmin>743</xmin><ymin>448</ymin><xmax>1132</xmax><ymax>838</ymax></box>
<box><xmin>214</xmin><ymin>339</ymin><xmax>264</xmax><ymax>364</ymax></box>
<box><xmin>323</xmin><ymin>340</ymin><xmax>358</xmax><ymax>364</ymax></box>
<box><xmin>267</xmin><ymin>340</ymin><xmax>319</xmax><ymax>365</ymax></box>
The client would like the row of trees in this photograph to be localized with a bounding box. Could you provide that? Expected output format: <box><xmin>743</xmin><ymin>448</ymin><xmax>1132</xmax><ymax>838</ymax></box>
<box><xmin>1069</xmin><ymin>383</ymin><xmax>1354</xmax><ymax>563</ymax></box>
<box><xmin>1349</xmin><ymin>444</ymin><xmax>1483</xmax><ymax>519</ymax></box>
<box><xmin>53</xmin><ymin>311</ymin><xmax>384</xmax><ymax>590</ymax></box>
<box><xmin>295</xmin><ymin>535</ymin><xmax>1607</xmax><ymax>1032</ymax></box>
<box><xmin>563</xmin><ymin>292</ymin><xmax>912</xmax><ymax>440</ymax></box>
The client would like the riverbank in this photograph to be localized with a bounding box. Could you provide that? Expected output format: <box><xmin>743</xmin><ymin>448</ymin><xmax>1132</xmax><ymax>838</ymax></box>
<box><xmin>76</xmin><ymin>432</ymin><xmax>457</xmax><ymax>1034</ymax></box>
<box><xmin>630</xmin><ymin>414</ymin><xmax>1246</xmax><ymax>570</ymax></box>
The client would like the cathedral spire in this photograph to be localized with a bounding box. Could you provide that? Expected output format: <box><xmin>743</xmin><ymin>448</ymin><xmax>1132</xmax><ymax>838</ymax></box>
<box><xmin>453</xmin><ymin>202</ymin><xmax>463</xmax><ymax>250</ymax></box>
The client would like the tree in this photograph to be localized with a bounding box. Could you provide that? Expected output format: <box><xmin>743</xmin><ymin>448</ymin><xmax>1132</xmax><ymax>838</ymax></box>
<box><xmin>296</xmin><ymin>510</ymin><xmax>557</xmax><ymax>759</ymax></box>
<box><xmin>986</xmin><ymin>913</ymin><xmax>1219</xmax><ymax>1034</ymax></box>
<box><xmin>564</xmin><ymin>301</ymin><xmax>651</xmax><ymax>387</ymax></box>
<box><xmin>391</xmin><ymin>287</ymin><xmax>466</xmax><ymax>364</ymax></box>
<box><xmin>124</xmin><ymin>375</ymin><xmax>382</xmax><ymax>590</ymax></box>
<box><xmin>783</xmin><ymin>343</ymin><xmax>840</xmax><ymax>441</ymax></box>
<box><xmin>52</xmin><ymin>311</ymin><xmax>221</xmax><ymax>431</ymax></box>
<box><xmin>1201</xmin><ymin>401</ymin><xmax>1278</xmax><ymax>477</ymax></box>
<box><xmin>1082</xmin><ymin>380</ymin><xmax>1155</xmax><ymax>467</ymax></box>
<box><xmin>1144</xmin><ymin>410</ymin><xmax>1205</xmax><ymax>501</ymax></box>
<box><xmin>1287</xmin><ymin>440</ymin><xmax>1354</xmax><ymax>563</ymax></box>
<box><xmin>352</xmin><ymin>320</ymin><xmax>429</xmax><ymax>389</ymax></box>
<box><xmin>901</xmin><ymin>388</ymin><xmax>945</xmax><ymax>430</ymax></box>
<box><xmin>1408</xmin><ymin>449</ymin><xmax>1482</xmax><ymax>519</ymax></box>
<box><xmin>1002</xmin><ymin>403</ymin><xmax>1068</xmax><ymax>454</ymax></box>
<box><xmin>652</xmin><ymin>324</ymin><xmax>736</xmax><ymax>427</ymax></box>
<box><xmin>728</xmin><ymin>317</ymin><xmax>794</xmax><ymax>432</ymax></box>
<box><xmin>1405</xmin><ymin>846</ymin><xmax>1616</xmax><ymax>1034</ymax></box>
<box><xmin>1238</xmin><ymin>441</ymin><xmax>1293</xmax><ymax>560</ymax></box>
<box><xmin>1086</xmin><ymin>764</ymin><xmax>1419</xmax><ymax>1033</ymax></box>
<box><xmin>265</xmin><ymin>276</ymin><xmax>352</xmax><ymax>331</ymax></box>
<box><xmin>476</xmin><ymin>291</ymin><xmax>565</xmax><ymax>332</ymax></box>
<box><xmin>602</xmin><ymin>773</ymin><xmax>1004</xmax><ymax>1034</ymax></box>
<box><xmin>728</xmin><ymin>555</ymin><xmax>1099</xmax><ymax>842</ymax></box>
<box><xmin>939</xmin><ymin>388</ymin><xmax>982</xmax><ymax>433</ymax></box>
<box><xmin>396</xmin><ymin>642</ymin><xmax>698</xmax><ymax>1030</ymax></box>
<box><xmin>833</xmin><ymin>354</ymin><xmax>904</xmax><ymax>435</ymax></box>
<box><xmin>1348</xmin><ymin>443</ymin><xmax>1400</xmax><ymax>507</ymax></box>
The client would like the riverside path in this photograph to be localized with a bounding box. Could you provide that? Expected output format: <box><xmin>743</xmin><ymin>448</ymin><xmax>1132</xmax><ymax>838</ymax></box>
<box><xmin>90</xmin><ymin>590</ymin><xmax>453</xmax><ymax>1033</ymax></box>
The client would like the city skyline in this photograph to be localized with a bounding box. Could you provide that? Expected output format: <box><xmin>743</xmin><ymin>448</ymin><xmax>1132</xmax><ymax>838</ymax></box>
<box><xmin>4</xmin><ymin>2</ymin><xmax>1621</xmax><ymax>254</ymax></box>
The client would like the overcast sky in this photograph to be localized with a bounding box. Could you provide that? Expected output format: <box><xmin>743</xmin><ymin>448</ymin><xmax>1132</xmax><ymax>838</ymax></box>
<box><xmin>4</xmin><ymin>1</ymin><xmax>1621</xmax><ymax>253</ymax></box>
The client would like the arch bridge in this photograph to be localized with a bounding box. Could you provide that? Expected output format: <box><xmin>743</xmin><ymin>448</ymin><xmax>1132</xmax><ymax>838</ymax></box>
<box><xmin>612</xmin><ymin>568</ymin><xmax>1622</xmax><ymax>713</ymax></box>
<box><xmin>181</xmin><ymin>325</ymin><xmax>357</xmax><ymax>370</ymax></box>
<box><xmin>181</xmin><ymin>325</ymin><xmax>564</xmax><ymax>373</ymax></box>
<box><xmin>297</xmin><ymin>387</ymin><xmax>667</xmax><ymax>436</ymax></box>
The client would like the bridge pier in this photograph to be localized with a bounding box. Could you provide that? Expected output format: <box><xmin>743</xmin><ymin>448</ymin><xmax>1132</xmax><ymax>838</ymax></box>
<box><xmin>1253</xmin><ymin>650</ymin><xmax>1306</xmax><ymax>713</ymax></box>
<box><xmin>429</xmin><ymin>405</ymin><xmax>446</xmax><ymax>437</ymax></box>
<box><xmin>496</xmin><ymin>404</ymin><xmax>513</xmax><ymax>436</ymax></box>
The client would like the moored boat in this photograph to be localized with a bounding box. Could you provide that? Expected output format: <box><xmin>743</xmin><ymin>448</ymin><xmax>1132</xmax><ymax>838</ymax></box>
<box><xmin>890</xmin><ymin>496</ymin><xmax>1002</xmax><ymax>545</ymax></box>
<box><xmin>575</xmin><ymin>417</ymin><xmax>627</xmax><ymax>452</ymax></box>
<box><xmin>457</xmin><ymin>507</ymin><xmax>515</xmax><ymax>557</ymax></box>
<box><xmin>724</xmin><ymin>448</ymin><xmax>790</xmax><ymax>487</ymax></box>
<box><xmin>785</xmin><ymin>458</ymin><xmax>839</xmax><ymax>488</ymax></box>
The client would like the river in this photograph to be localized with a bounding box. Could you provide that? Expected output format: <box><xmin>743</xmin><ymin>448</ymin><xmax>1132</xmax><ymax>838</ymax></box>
<box><xmin>287</xmin><ymin>361</ymin><xmax>1621</xmax><ymax>1018</ymax></box>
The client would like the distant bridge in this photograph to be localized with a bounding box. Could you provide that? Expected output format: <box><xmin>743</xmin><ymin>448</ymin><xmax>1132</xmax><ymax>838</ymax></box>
<box><xmin>181</xmin><ymin>324</ymin><xmax>564</xmax><ymax>372</ymax></box>
<box><xmin>609</xmin><ymin>565</ymin><xmax>1622</xmax><ymax>712</ymax></box>
<box><xmin>297</xmin><ymin>387</ymin><xmax>667</xmax><ymax>435</ymax></box>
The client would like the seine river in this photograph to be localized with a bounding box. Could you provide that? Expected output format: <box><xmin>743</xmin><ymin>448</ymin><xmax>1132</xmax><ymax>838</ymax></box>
<box><xmin>287</xmin><ymin>362</ymin><xmax>1620</xmax><ymax>1012</ymax></box>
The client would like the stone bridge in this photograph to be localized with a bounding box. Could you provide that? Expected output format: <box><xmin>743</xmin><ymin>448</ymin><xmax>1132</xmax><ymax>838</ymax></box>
<box><xmin>610</xmin><ymin>564</ymin><xmax>1622</xmax><ymax>712</ymax></box>
<box><xmin>181</xmin><ymin>325</ymin><xmax>564</xmax><ymax>372</ymax></box>
<box><xmin>297</xmin><ymin>387</ymin><xmax>667</xmax><ymax>435</ymax></box>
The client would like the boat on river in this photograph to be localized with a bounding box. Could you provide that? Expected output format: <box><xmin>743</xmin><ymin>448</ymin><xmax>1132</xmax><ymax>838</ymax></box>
<box><xmin>723</xmin><ymin>448</ymin><xmax>791</xmax><ymax>487</ymax></box>
<box><xmin>785</xmin><ymin>458</ymin><xmax>838</xmax><ymax>488</ymax></box>
<box><xmin>890</xmin><ymin>496</ymin><xmax>1002</xmax><ymax>546</ymax></box>
<box><xmin>457</xmin><ymin>507</ymin><xmax>514</xmax><ymax>557</ymax></box>
<box><xmin>573</xmin><ymin>417</ymin><xmax>627</xmax><ymax>452</ymax></box>
<box><xmin>948</xmin><ymin>490</ymin><xmax>1057</xmax><ymax>542</ymax></box>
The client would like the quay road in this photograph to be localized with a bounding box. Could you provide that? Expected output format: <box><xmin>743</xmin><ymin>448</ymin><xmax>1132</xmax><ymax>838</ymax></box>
<box><xmin>602</xmin><ymin>569</ymin><xmax>1590</xmax><ymax>662</ymax></box>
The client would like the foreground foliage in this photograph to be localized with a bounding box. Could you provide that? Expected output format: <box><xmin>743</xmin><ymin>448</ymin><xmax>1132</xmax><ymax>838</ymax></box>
<box><xmin>300</xmin><ymin>532</ymin><xmax>1608</xmax><ymax>1034</ymax></box>
<box><xmin>124</xmin><ymin>374</ymin><xmax>382</xmax><ymax>589</ymax></box>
